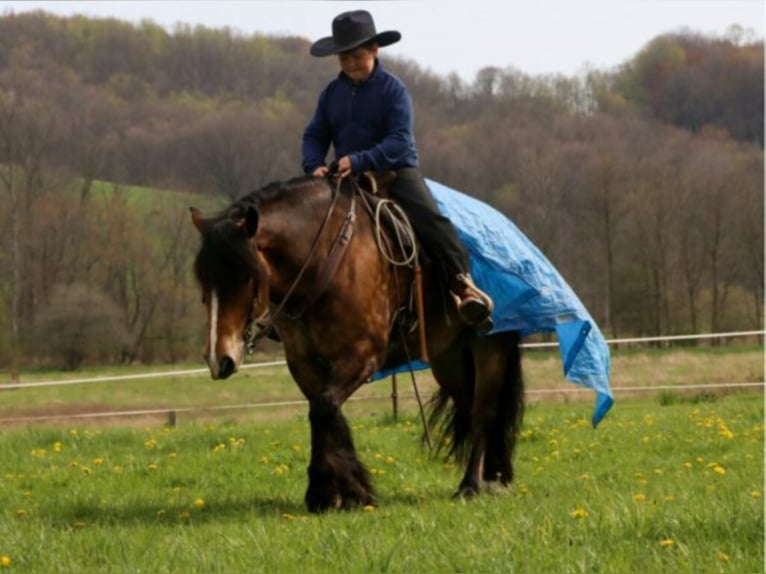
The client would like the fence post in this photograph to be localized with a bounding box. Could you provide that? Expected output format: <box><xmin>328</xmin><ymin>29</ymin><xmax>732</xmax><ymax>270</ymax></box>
<box><xmin>391</xmin><ymin>374</ymin><xmax>398</xmax><ymax>421</ymax></box>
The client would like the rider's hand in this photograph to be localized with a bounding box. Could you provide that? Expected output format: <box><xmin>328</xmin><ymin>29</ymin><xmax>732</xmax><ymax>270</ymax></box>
<box><xmin>312</xmin><ymin>166</ymin><xmax>329</xmax><ymax>177</ymax></box>
<box><xmin>337</xmin><ymin>155</ymin><xmax>353</xmax><ymax>179</ymax></box>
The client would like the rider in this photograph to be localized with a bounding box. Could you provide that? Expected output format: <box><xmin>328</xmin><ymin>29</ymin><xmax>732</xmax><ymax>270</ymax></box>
<box><xmin>301</xmin><ymin>9</ymin><xmax>494</xmax><ymax>332</ymax></box>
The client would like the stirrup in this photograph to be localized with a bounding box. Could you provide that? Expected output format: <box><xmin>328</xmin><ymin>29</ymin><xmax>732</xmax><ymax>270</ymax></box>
<box><xmin>451</xmin><ymin>274</ymin><xmax>494</xmax><ymax>333</ymax></box>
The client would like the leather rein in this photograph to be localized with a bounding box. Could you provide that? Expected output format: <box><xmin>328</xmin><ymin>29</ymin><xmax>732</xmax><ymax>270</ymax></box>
<box><xmin>244</xmin><ymin>176</ymin><xmax>357</xmax><ymax>352</ymax></box>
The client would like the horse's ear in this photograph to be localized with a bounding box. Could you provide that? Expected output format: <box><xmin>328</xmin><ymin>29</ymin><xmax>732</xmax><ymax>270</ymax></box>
<box><xmin>244</xmin><ymin>206</ymin><xmax>258</xmax><ymax>238</ymax></box>
<box><xmin>190</xmin><ymin>207</ymin><xmax>208</xmax><ymax>235</ymax></box>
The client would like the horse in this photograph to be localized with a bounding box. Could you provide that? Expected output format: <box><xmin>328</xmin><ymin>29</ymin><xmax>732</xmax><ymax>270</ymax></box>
<box><xmin>190</xmin><ymin>173</ymin><xmax>524</xmax><ymax>513</ymax></box>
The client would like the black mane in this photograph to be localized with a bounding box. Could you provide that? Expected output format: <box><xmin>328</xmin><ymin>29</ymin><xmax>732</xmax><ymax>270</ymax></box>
<box><xmin>194</xmin><ymin>176</ymin><xmax>330</xmax><ymax>293</ymax></box>
<box><xmin>193</xmin><ymin>217</ymin><xmax>259</xmax><ymax>293</ymax></box>
<box><xmin>225</xmin><ymin>175</ymin><xmax>329</xmax><ymax>219</ymax></box>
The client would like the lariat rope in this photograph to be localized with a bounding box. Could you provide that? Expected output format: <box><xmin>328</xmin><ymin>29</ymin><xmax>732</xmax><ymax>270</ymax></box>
<box><xmin>373</xmin><ymin>199</ymin><xmax>418</xmax><ymax>267</ymax></box>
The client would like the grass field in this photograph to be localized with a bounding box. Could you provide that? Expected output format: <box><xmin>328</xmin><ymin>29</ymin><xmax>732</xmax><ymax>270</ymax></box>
<box><xmin>0</xmin><ymin>346</ymin><xmax>763</xmax><ymax>572</ymax></box>
<box><xmin>0</xmin><ymin>393</ymin><xmax>763</xmax><ymax>572</ymax></box>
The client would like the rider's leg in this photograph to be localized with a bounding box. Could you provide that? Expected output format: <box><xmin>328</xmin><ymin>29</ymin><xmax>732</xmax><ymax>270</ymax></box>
<box><xmin>388</xmin><ymin>168</ymin><xmax>494</xmax><ymax>332</ymax></box>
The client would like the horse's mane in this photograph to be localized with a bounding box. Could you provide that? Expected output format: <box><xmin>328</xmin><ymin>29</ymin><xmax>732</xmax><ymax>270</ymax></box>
<box><xmin>194</xmin><ymin>176</ymin><xmax>330</xmax><ymax>292</ymax></box>
<box><xmin>193</xmin><ymin>216</ymin><xmax>260</xmax><ymax>292</ymax></box>
<box><xmin>225</xmin><ymin>175</ymin><xmax>329</xmax><ymax>219</ymax></box>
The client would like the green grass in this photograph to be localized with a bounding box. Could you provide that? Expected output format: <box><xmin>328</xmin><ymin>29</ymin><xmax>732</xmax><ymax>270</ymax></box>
<box><xmin>0</xmin><ymin>395</ymin><xmax>762</xmax><ymax>573</ymax></box>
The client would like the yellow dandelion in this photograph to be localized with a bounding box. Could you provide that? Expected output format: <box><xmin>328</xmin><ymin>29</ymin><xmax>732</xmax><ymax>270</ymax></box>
<box><xmin>659</xmin><ymin>539</ymin><xmax>674</xmax><ymax>548</ymax></box>
<box><xmin>212</xmin><ymin>443</ymin><xmax>226</xmax><ymax>453</ymax></box>
<box><xmin>633</xmin><ymin>493</ymin><xmax>646</xmax><ymax>502</ymax></box>
<box><xmin>146</xmin><ymin>464</ymin><xmax>157</xmax><ymax>472</ymax></box>
<box><xmin>291</xmin><ymin>444</ymin><xmax>301</xmax><ymax>453</ymax></box>
<box><xmin>16</xmin><ymin>508</ymin><xmax>26</xmax><ymax>518</ymax></box>
<box><xmin>363</xmin><ymin>505</ymin><xmax>376</xmax><ymax>512</ymax></box>
<box><xmin>193</xmin><ymin>498</ymin><xmax>205</xmax><ymax>510</ymax></box>
<box><xmin>178</xmin><ymin>511</ymin><xmax>191</xmax><ymax>521</ymax></box>
<box><xmin>664</xmin><ymin>495</ymin><xmax>675</xmax><ymax>502</ymax></box>
<box><xmin>167</xmin><ymin>452</ymin><xmax>177</xmax><ymax>459</ymax></box>
<box><xmin>92</xmin><ymin>457</ymin><xmax>104</xmax><ymax>466</ymax></box>
<box><xmin>144</xmin><ymin>438</ymin><xmax>158</xmax><ymax>449</ymax></box>
<box><xmin>81</xmin><ymin>467</ymin><xmax>92</xmax><ymax>475</ymax></box>
<box><xmin>683</xmin><ymin>462</ymin><xmax>693</xmax><ymax>469</ymax></box>
<box><xmin>570</xmin><ymin>508</ymin><xmax>589</xmax><ymax>519</ymax></box>
<box><xmin>750</xmin><ymin>490</ymin><xmax>762</xmax><ymax>499</ymax></box>
<box><xmin>385</xmin><ymin>456</ymin><xmax>395</xmax><ymax>464</ymax></box>
<box><xmin>653</xmin><ymin>468</ymin><xmax>663</xmax><ymax>476</ymax></box>
<box><xmin>717</xmin><ymin>551</ymin><xmax>729</xmax><ymax>562</ymax></box>
<box><xmin>713</xmin><ymin>466</ymin><xmax>726</xmax><ymax>476</ymax></box>
<box><xmin>53</xmin><ymin>442</ymin><xmax>62</xmax><ymax>453</ymax></box>
<box><xmin>1</xmin><ymin>556</ymin><xmax>10</xmax><ymax>568</ymax></box>
<box><xmin>518</xmin><ymin>483</ymin><xmax>529</xmax><ymax>494</ymax></box>
<box><xmin>69</xmin><ymin>429</ymin><xmax>78</xmax><ymax>437</ymax></box>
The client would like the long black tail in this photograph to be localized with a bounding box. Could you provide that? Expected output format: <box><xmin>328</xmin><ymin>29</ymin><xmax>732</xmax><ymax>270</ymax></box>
<box><xmin>428</xmin><ymin>331</ymin><xmax>524</xmax><ymax>464</ymax></box>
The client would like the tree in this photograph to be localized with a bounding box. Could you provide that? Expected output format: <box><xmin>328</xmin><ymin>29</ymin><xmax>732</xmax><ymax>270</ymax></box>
<box><xmin>0</xmin><ymin>73</ymin><xmax>59</xmax><ymax>380</ymax></box>
<box><xmin>31</xmin><ymin>283</ymin><xmax>129</xmax><ymax>370</ymax></box>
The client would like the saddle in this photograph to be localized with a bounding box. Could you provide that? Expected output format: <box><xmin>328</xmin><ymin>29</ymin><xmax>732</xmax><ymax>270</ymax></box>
<box><xmin>352</xmin><ymin>171</ymin><xmax>417</xmax><ymax>256</ymax></box>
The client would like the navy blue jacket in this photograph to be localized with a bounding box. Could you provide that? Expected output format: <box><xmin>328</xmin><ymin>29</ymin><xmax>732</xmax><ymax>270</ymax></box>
<box><xmin>302</xmin><ymin>60</ymin><xmax>419</xmax><ymax>174</ymax></box>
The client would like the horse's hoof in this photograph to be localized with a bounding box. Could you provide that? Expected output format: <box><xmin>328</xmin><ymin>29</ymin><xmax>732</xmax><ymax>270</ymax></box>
<box><xmin>453</xmin><ymin>485</ymin><xmax>480</xmax><ymax>500</ymax></box>
<box><xmin>340</xmin><ymin>491</ymin><xmax>375</xmax><ymax>510</ymax></box>
<box><xmin>483</xmin><ymin>480</ymin><xmax>512</xmax><ymax>495</ymax></box>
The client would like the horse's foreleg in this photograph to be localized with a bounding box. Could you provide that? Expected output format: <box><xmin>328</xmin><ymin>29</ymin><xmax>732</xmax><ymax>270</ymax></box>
<box><xmin>305</xmin><ymin>392</ymin><xmax>373</xmax><ymax>513</ymax></box>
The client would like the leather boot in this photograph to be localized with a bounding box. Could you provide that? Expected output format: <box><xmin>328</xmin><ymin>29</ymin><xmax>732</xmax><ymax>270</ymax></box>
<box><xmin>450</xmin><ymin>273</ymin><xmax>494</xmax><ymax>334</ymax></box>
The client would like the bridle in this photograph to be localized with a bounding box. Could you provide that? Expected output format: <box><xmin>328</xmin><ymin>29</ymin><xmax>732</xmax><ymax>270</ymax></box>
<box><xmin>243</xmin><ymin>175</ymin><xmax>357</xmax><ymax>352</ymax></box>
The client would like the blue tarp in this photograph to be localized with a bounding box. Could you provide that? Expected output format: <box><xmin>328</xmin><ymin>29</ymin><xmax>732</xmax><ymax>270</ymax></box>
<box><xmin>371</xmin><ymin>179</ymin><xmax>613</xmax><ymax>427</ymax></box>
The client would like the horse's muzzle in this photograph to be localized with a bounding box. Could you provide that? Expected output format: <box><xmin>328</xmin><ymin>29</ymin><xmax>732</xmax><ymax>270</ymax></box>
<box><xmin>218</xmin><ymin>356</ymin><xmax>236</xmax><ymax>379</ymax></box>
<box><xmin>205</xmin><ymin>354</ymin><xmax>238</xmax><ymax>380</ymax></box>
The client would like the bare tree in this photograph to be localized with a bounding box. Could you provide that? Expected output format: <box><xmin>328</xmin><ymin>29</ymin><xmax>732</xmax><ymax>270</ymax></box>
<box><xmin>0</xmin><ymin>79</ymin><xmax>58</xmax><ymax>380</ymax></box>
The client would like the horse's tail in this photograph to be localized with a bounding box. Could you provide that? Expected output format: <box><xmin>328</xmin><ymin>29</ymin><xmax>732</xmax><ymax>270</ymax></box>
<box><xmin>427</xmin><ymin>331</ymin><xmax>524</xmax><ymax>465</ymax></box>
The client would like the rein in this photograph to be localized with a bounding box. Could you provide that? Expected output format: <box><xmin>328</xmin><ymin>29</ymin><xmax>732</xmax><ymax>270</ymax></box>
<box><xmin>246</xmin><ymin>177</ymin><xmax>355</xmax><ymax>348</ymax></box>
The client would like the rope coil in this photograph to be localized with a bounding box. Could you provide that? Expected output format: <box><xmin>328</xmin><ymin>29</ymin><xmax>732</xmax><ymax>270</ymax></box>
<box><xmin>372</xmin><ymin>199</ymin><xmax>418</xmax><ymax>267</ymax></box>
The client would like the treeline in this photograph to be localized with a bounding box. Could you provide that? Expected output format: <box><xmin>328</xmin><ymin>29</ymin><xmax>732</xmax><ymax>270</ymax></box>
<box><xmin>0</xmin><ymin>11</ymin><xmax>762</xmax><ymax>371</ymax></box>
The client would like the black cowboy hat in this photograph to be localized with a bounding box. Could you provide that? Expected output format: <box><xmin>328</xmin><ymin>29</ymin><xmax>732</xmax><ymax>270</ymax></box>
<box><xmin>310</xmin><ymin>10</ymin><xmax>401</xmax><ymax>57</ymax></box>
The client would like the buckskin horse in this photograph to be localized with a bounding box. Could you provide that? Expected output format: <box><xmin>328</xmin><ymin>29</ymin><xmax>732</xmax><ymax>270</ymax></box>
<box><xmin>190</xmin><ymin>173</ymin><xmax>524</xmax><ymax>512</ymax></box>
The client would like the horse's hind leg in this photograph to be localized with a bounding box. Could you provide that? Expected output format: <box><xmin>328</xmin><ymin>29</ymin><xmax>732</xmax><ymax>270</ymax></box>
<box><xmin>305</xmin><ymin>391</ymin><xmax>374</xmax><ymax>513</ymax></box>
<box><xmin>456</xmin><ymin>331</ymin><xmax>523</xmax><ymax>498</ymax></box>
<box><xmin>482</xmin><ymin>331</ymin><xmax>523</xmax><ymax>487</ymax></box>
